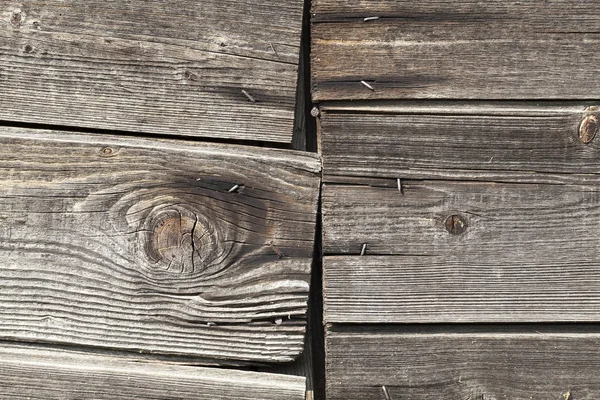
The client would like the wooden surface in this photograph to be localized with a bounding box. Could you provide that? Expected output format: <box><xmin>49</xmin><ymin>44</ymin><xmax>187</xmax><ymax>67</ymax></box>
<box><xmin>0</xmin><ymin>127</ymin><xmax>320</xmax><ymax>363</ymax></box>
<box><xmin>326</xmin><ymin>325</ymin><xmax>600</xmax><ymax>400</ymax></box>
<box><xmin>322</xmin><ymin>181</ymin><xmax>600</xmax><ymax>323</ymax></box>
<box><xmin>0</xmin><ymin>0</ymin><xmax>303</xmax><ymax>143</ymax></box>
<box><xmin>320</xmin><ymin>103</ymin><xmax>600</xmax><ymax>180</ymax></box>
<box><xmin>311</xmin><ymin>1</ymin><xmax>600</xmax><ymax>100</ymax></box>
<box><xmin>0</xmin><ymin>343</ymin><xmax>306</xmax><ymax>399</ymax></box>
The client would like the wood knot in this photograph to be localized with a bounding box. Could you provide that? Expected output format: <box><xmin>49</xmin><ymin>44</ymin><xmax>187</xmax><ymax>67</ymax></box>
<box><xmin>445</xmin><ymin>214</ymin><xmax>468</xmax><ymax>235</ymax></box>
<box><xmin>144</xmin><ymin>208</ymin><xmax>219</xmax><ymax>274</ymax></box>
<box><xmin>99</xmin><ymin>146</ymin><xmax>119</xmax><ymax>157</ymax></box>
<box><xmin>9</xmin><ymin>10</ymin><xmax>23</xmax><ymax>27</ymax></box>
<box><xmin>579</xmin><ymin>114</ymin><xmax>598</xmax><ymax>144</ymax></box>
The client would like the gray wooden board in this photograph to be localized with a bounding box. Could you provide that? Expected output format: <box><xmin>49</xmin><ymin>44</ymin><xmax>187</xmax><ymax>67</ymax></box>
<box><xmin>0</xmin><ymin>343</ymin><xmax>306</xmax><ymax>399</ymax></box>
<box><xmin>311</xmin><ymin>0</ymin><xmax>600</xmax><ymax>100</ymax></box>
<box><xmin>322</xmin><ymin>181</ymin><xmax>600</xmax><ymax>323</ymax></box>
<box><xmin>320</xmin><ymin>103</ymin><xmax>600</xmax><ymax>181</ymax></box>
<box><xmin>0</xmin><ymin>127</ymin><xmax>321</xmax><ymax>363</ymax></box>
<box><xmin>326</xmin><ymin>325</ymin><xmax>600</xmax><ymax>400</ymax></box>
<box><xmin>0</xmin><ymin>0</ymin><xmax>303</xmax><ymax>143</ymax></box>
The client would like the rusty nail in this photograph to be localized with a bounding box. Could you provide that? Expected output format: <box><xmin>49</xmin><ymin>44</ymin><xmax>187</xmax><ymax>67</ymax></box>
<box><xmin>101</xmin><ymin>147</ymin><xmax>113</xmax><ymax>155</ymax></box>
<box><xmin>445</xmin><ymin>214</ymin><xmax>468</xmax><ymax>235</ymax></box>
<box><xmin>579</xmin><ymin>114</ymin><xmax>598</xmax><ymax>144</ymax></box>
<box><xmin>269</xmin><ymin>241</ymin><xmax>284</xmax><ymax>259</ymax></box>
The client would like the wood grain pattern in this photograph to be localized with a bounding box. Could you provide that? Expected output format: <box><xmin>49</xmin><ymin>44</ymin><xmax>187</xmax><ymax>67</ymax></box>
<box><xmin>0</xmin><ymin>0</ymin><xmax>303</xmax><ymax>143</ymax></box>
<box><xmin>322</xmin><ymin>181</ymin><xmax>600</xmax><ymax>322</ymax></box>
<box><xmin>326</xmin><ymin>325</ymin><xmax>600</xmax><ymax>400</ymax></box>
<box><xmin>0</xmin><ymin>343</ymin><xmax>306</xmax><ymax>399</ymax></box>
<box><xmin>311</xmin><ymin>1</ymin><xmax>600</xmax><ymax>100</ymax></box>
<box><xmin>320</xmin><ymin>103</ymin><xmax>600</xmax><ymax>181</ymax></box>
<box><xmin>0</xmin><ymin>127</ymin><xmax>320</xmax><ymax>363</ymax></box>
<box><xmin>324</xmin><ymin>255</ymin><xmax>600</xmax><ymax>323</ymax></box>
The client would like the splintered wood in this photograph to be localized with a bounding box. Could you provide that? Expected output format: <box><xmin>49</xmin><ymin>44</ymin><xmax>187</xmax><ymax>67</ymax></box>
<box><xmin>0</xmin><ymin>127</ymin><xmax>320</xmax><ymax>363</ymax></box>
<box><xmin>0</xmin><ymin>0</ymin><xmax>304</xmax><ymax>143</ymax></box>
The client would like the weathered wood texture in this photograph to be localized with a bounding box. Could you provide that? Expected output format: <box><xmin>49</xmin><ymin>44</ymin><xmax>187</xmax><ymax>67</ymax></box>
<box><xmin>0</xmin><ymin>127</ymin><xmax>320</xmax><ymax>363</ymax></box>
<box><xmin>322</xmin><ymin>181</ymin><xmax>600</xmax><ymax>323</ymax></box>
<box><xmin>320</xmin><ymin>103</ymin><xmax>600</xmax><ymax>181</ymax></box>
<box><xmin>326</xmin><ymin>325</ymin><xmax>600</xmax><ymax>400</ymax></box>
<box><xmin>0</xmin><ymin>0</ymin><xmax>304</xmax><ymax>143</ymax></box>
<box><xmin>0</xmin><ymin>343</ymin><xmax>306</xmax><ymax>399</ymax></box>
<box><xmin>311</xmin><ymin>1</ymin><xmax>600</xmax><ymax>100</ymax></box>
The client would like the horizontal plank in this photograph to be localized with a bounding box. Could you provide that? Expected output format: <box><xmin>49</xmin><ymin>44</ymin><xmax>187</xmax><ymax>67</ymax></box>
<box><xmin>0</xmin><ymin>0</ymin><xmax>303</xmax><ymax>142</ymax></box>
<box><xmin>324</xmin><ymin>255</ymin><xmax>600</xmax><ymax>323</ymax></box>
<box><xmin>0</xmin><ymin>343</ymin><xmax>305</xmax><ymax>399</ymax></box>
<box><xmin>323</xmin><ymin>181</ymin><xmax>600</xmax><ymax>255</ymax></box>
<box><xmin>0</xmin><ymin>127</ymin><xmax>320</xmax><ymax>363</ymax></box>
<box><xmin>320</xmin><ymin>104</ymin><xmax>600</xmax><ymax>181</ymax></box>
<box><xmin>322</xmin><ymin>181</ymin><xmax>600</xmax><ymax>322</ymax></box>
<box><xmin>311</xmin><ymin>1</ymin><xmax>600</xmax><ymax>100</ymax></box>
<box><xmin>326</xmin><ymin>325</ymin><xmax>600</xmax><ymax>400</ymax></box>
<box><xmin>322</xmin><ymin>181</ymin><xmax>600</xmax><ymax>255</ymax></box>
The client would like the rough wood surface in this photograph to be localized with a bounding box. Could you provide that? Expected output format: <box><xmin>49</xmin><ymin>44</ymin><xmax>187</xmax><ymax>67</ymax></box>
<box><xmin>326</xmin><ymin>325</ymin><xmax>600</xmax><ymax>400</ymax></box>
<box><xmin>320</xmin><ymin>103</ymin><xmax>600</xmax><ymax>180</ymax></box>
<box><xmin>0</xmin><ymin>127</ymin><xmax>320</xmax><ymax>363</ymax></box>
<box><xmin>0</xmin><ymin>343</ymin><xmax>306</xmax><ymax>399</ymax></box>
<box><xmin>324</xmin><ymin>255</ymin><xmax>600</xmax><ymax>323</ymax></box>
<box><xmin>0</xmin><ymin>0</ymin><xmax>303</xmax><ymax>143</ymax></box>
<box><xmin>323</xmin><ymin>181</ymin><xmax>600</xmax><ymax>255</ymax></box>
<box><xmin>322</xmin><ymin>181</ymin><xmax>600</xmax><ymax>322</ymax></box>
<box><xmin>311</xmin><ymin>1</ymin><xmax>600</xmax><ymax>100</ymax></box>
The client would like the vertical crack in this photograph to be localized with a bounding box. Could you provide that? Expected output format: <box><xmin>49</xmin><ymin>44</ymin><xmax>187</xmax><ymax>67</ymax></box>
<box><xmin>190</xmin><ymin>214</ymin><xmax>199</xmax><ymax>272</ymax></box>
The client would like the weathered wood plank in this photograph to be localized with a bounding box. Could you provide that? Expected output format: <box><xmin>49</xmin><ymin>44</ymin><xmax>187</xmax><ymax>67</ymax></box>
<box><xmin>311</xmin><ymin>1</ymin><xmax>600</xmax><ymax>100</ymax></box>
<box><xmin>0</xmin><ymin>127</ymin><xmax>320</xmax><ymax>363</ymax></box>
<box><xmin>324</xmin><ymin>255</ymin><xmax>600</xmax><ymax>323</ymax></box>
<box><xmin>0</xmin><ymin>343</ymin><xmax>306</xmax><ymax>399</ymax></box>
<box><xmin>320</xmin><ymin>104</ymin><xmax>600</xmax><ymax>181</ymax></box>
<box><xmin>326</xmin><ymin>325</ymin><xmax>600</xmax><ymax>400</ymax></box>
<box><xmin>323</xmin><ymin>181</ymin><xmax>600</xmax><ymax>255</ymax></box>
<box><xmin>322</xmin><ymin>181</ymin><xmax>600</xmax><ymax>322</ymax></box>
<box><xmin>0</xmin><ymin>0</ymin><xmax>303</xmax><ymax>143</ymax></box>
